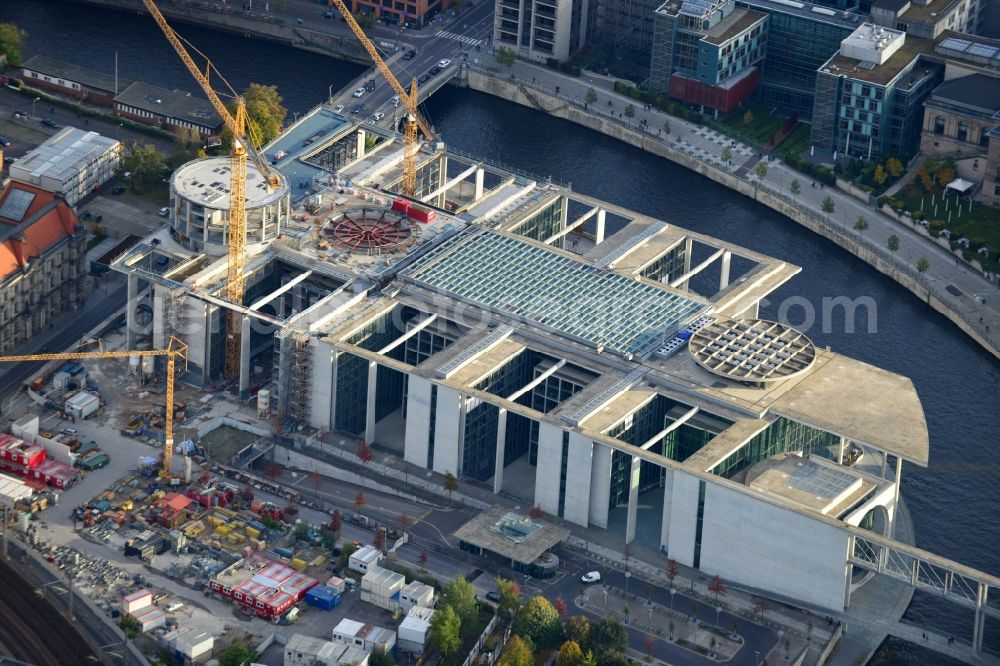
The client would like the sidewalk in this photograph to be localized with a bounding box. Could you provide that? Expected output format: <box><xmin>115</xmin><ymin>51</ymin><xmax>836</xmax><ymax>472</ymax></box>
<box><xmin>468</xmin><ymin>53</ymin><xmax>1000</xmax><ymax>357</ymax></box>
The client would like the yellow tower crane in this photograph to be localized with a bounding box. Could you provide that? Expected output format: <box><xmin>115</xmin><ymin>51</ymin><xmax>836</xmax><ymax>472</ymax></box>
<box><xmin>328</xmin><ymin>0</ymin><xmax>435</xmax><ymax>196</ymax></box>
<box><xmin>141</xmin><ymin>0</ymin><xmax>281</xmax><ymax>381</ymax></box>
<box><xmin>0</xmin><ymin>337</ymin><xmax>188</xmax><ymax>479</ymax></box>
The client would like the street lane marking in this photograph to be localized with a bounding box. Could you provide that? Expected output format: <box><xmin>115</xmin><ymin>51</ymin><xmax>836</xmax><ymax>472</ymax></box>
<box><xmin>436</xmin><ymin>30</ymin><xmax>483</xmax><ymax>45</ymax></box>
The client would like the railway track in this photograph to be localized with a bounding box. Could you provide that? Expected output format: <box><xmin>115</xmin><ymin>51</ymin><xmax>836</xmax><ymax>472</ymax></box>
<box><xmin>0</xmin><ymin>557</ymin><xmax>99</xmax><ymax>665</ymax></box>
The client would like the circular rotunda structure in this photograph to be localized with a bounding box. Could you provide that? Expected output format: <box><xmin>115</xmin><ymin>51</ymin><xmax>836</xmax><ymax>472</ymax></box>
<box><xmin>688</xmin><ymin>318</ymin><xmax>817</xmax><ymax>384</ymax></box>
<box><xmin>168</xmin><ymin>157</ymin><xmax>290</xmax><ymax>255</ymax></box>
<box><xmin>319</xmin><ymin>207</ymin><xmax>419</xmax><ymax>256</ymax></box>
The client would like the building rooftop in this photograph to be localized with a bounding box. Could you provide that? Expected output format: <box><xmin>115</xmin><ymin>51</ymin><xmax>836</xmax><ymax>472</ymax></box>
<box><xmin>351</xmin><ymin>545</ymin><xmax>382</xmax><ymax>564</ymax></box>
<box><xmin>21</xmin><ymin>55</ymin><xmax>129</xmax><ymax>93</ymax></box>
<box><xmin>738</xmin><ymin>0</ymin><xmax>864</xmax><ymax>28</ymax></box>
<box><xmin>402</xmin><ymin>230</ymin><xmax>707</xmax><ymax>356</ymax></box>
<box><xmin>0</xmin><ymin>182</ymin><xmax>79</xmax><ymax>283</ymax></box>
<box><xmin>935</xmin><ymin>32</ymin><xmax>1000</xmax><ymax>68</ymax></box>
<box><xmin>688</xmin><ymin>318</ymin><xmax>816</xmax><ymax>382</ymax></box>
<box><xmin>898</xmin><ymin>0</ymin><xmax>960</xmax><ymax>23</ymax></box>
<box><xmin>702</xmin><ymin>8</ymin><xmax>767</xmax><ymax>45</ymax></box>
<box><xmin>454</xmin><ymin>506</ymin><xmax>571</xmax><ymax>565</ymax></box>
<box><xmin>400</xmin><ymin>606</ymin><xmax>436</xmax><ymax>632</ymax></box>
<box><xmin>362</xmin><ymin>566</ymin><xmax>404</xmax><ymax>587</ymax></box>
<box><xmin>171</xmin><ymin>157</ymin><xmax>289</xmax><ymax>210</ymax></box>
<box><xmin>821</xmin><ymin>33</ymin><xmax>933</xmax><ymax>85</ymax></box>
<box><xmin>114</xmin><ymin>81</ymin><xmax>221</xmax><ymax>130</ymax></box>
<box><xmin>0</xmin><ymin>474</ymin><xmax>33</xmax><ymax>507</ymax></box>
<box><xmin>10</xmin><ymin>127</ymin><xmax>119</xmax><ymax>186</ymax></box>
<box><xmin>926</xmin><ymin>73</ymin><xmax>1000</xmax><ymax>115</ymax></box>
<box><xmin>746</xmin><ymin>453</ymin><xmax>876</xmax><ymax>517</ymax></box>
<box><xmin>839</xmin><ymin>23</ymin><xmax>906</xmax><ymax>65</ymax></box>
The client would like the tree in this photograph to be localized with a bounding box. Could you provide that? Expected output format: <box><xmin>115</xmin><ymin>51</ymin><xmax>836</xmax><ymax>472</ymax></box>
<box><xmin>496</xmin><ymin>46</ymin><xmax>516</xmax><ymax>67</ymax></box>
<box><xmin>595</xmin><ymin>651</ymin><xmax>631</xmax><ymax>666</ymax></box>
<box><xmin>309</xmin><ymin>470</ymin><xmax>323</xmax><ymax>493</ymax></box>
<box><xmin>565</xmin><ymin>615</ymin><xmax>591</xmax><ymax>647</ymax></box>
<box><xmin>430</xmin><ymin>604</ymin><xmax>463</xmax><ymax>657</ymax></box>
<box><xmin>119</xmin><ymin>614</ymin><xmax>139</xmax><ymax>639</ymax></box>
<box><xmin>529</xmin><ymin>505</ymin><xmax>545</xmax><ymax>520</ymax></box>
<box><xmin>354</xmin><ymin>11</ymin><xmax>376</xmax><ymax>29</ymax></box>
<box><xmin>721</xmin><ymin>147</ymin><xmax>732</xmax><ymax>163</ymax></box>
<box><xmin>887</xmin><ymin>234</ymin><xmax>900</xmax><ymax>254</ymax></box>
<box><xmin>666</xmin><ymin>559</ymin><xmax>679</xmax><ymax>588</ymax></box>
<box><xmin>335</xmin><ymin>543</ymin><xmax>355</xmax><ymax>572</ymax></box>
<box><xmin>499</xmin><ymin>635</ymin><xmax>535</xmax><ymax>666</ymax></box>
<box><xmin>263</xmin><ymin>462</ymin><xmax>283</xmax><ymax>481</ymax></box>
<box><xmin>417</xmin><ymin>550</ymin><xmax>428</xmax><ymax>572</ymax></box>
<box><xmin>644</xmin><ymin>633</ymin><xmax>655</xmax><ymax>657</ymax></box>
<box><xmin>373</xmin><ymin>526</ymin><xmax>386</xmax><ymax>551</ymax></box>
<box><xmin>709</xmin><ymin>636</ymin><xmax>718</xmax><ymax>656</ymax></box>
<box><xmin>854</xmin><ymin>215</ymin><xmax>869</xmax><ymax>235</ymax></box>
<box><xmin>885</xmin><ymin>157</ymin><xmax>904</xmax><ymax>178</ymax></box>
<box><xmin>554</xmin><ymin>596</ymin><xmax>568</xmax><ymax>616</ymax></box>
<box><xmin>353</xmin><ymin>489</ymin><xmax>367</xmax><ymax>510</ymax></box>
<box><xmin>443</xmin><ymin>471</ymin><xmax>458</xmax><ymax>498</ymax></box>
<box><xmin>755</xmin><ymin>161</ymin><xmax>768</xmax><ymax>179</ymax></box>
<box><xmin>708</xmin><ymin>575</ymin><xmax>727</xmax><ymax>605</ymax></box>
<box><xmin>272</xmin><ymin>0</ymin><xmax>288</xmax><ymax>10</ymax></box>
<box><xmin>397</xmin><ymin>514</ymin><xmax>413</xmax><ymax>530</ymax></box>
<box><xmin>586</xmin><ymin>87</ymin><xmax>598</xmax><ymax>105</ymax></box>
<box><xmin>917</xmin><ymin>257</ymin><xmax>930</xmax><ymax>274</ymax></box>
<box><xmin>662</xmin><ymin>119</ymin><xmax>671</xmax><ymax>135</ymax></box>
<box><xmin>496</xmin><ymin>577</ymin><xmax>522</xmax><ymax>621</ymax></box>
<box><xmin>938</xmin><ymin>166</ymin><xmax>956</xmax><ymax>187</ymax></box>
<box><xmin>558</xmin><ymin>640</ymin><xmax>597</xmax><ymax>666</ymax></box>
<box><xmin>219</xmin><ymin>644</ymin><xmax>258</xmax><ymax>666</ymax></box>
<box><xmin>369</xmin><ymin>647</ymin><xmax>393</xmax><ymax>666</ymax></box>
<box><xmin>822</xmin><ymin>195</ymin><xmax>835</xmax><ymax>220</ymax></box>
<box><xmin>0</xmin><ymin>23</ymin><xmax>26</xmax><ymax>67</ymax></box>
<box><xmin>591</xmin><ymin>617</ymin><xmax>628</xmax><ymax>655</ymax></box>
<box><xmin>753</xmin><ymin>597</ymin><xmax>766</xmax><ymax>619</ymax></box>
<box><xmin>444</xmin><ymin>576</ymin><xmax>479</xmax><ymax>625</ymax></box>
<box><xmin>790</xmin><ymin>179</ymin><xmax>801</xmax><ymax>195</ymax></box>
<box><xmin>356</xmin><ymin>441</ymin><xmax>374</xmax><ymax>466</ymax></box>
<box><xmin>624</xmin><ymin>104</ymin><xmax>636</xmax><ymax>126</ymax></box>
<box><xmin>917</xmin><ymin>163</ymin><xmax>935</xmax><ymax>192</ymax></box>
<box><xmin>513</xmin><ymin>595</ymin><xmax>564</xmax><ymax>649</ymax></box>
<box><xmin>873</xmin><ymin>164</ymin><xmax>888</xmax><ymax>185</ymax></box>
<box><xmin>119</xmin><ymin>142</ymin><xmax>166</xmax><ymax>193</ymax></box>
<box><xmin>328</xmin><ymin>508</ymin><xmax>342</xmax><ymax>535</ymax></box>
<box><xmin>220</xmin><ymin>83</ymin><xmax>287</xmax><ymax>150</ymax></box>
<box><xmin>743</xmin><ymin>109</ymin><xmax>754</xmax><ymax>126</ymax></box>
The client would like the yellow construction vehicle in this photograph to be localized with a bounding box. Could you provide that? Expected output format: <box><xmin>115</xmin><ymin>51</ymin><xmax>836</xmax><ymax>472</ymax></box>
<box><xmin>141</xmin><ymin>0</ymin><xmax>281</xmax><ymax>381</ymax></box>
<box><xmin>328</xmin><ymin>0</ymin><xmax>435</xmax><ymax>196</ymax></box>
<box><xmin>0</xmin><ymin>337</ymin><xmax>188</xmax><ymax>479</ymax></box>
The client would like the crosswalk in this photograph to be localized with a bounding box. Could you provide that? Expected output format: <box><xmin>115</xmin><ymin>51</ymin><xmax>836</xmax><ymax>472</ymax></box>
<box><xmin>436</xmin><ymin>30</ymin><xmax>483</xmax><ymax>46</ymax></box>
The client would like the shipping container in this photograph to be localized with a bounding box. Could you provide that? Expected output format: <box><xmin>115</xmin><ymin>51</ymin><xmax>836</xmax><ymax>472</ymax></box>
<box><xmin>305</xmin><ymin>585</ymin><xmax>341</xmax><ymax>610</ymax></box>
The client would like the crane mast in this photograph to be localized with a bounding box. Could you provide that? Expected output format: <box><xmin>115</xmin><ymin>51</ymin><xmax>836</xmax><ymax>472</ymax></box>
<box><xmin>327</xmin><ymin>0</ymin><xmax>434</xmax><ymax>195</ymax></box>
<box><xmin>141</xmin><ymin>0</ymin><xmax>278</xmax><ymax>381</ymax></box>
<box><xmin>0</xmin><ymin>338</ymin><xmax>188</xmax><ymax>479</ymax></box>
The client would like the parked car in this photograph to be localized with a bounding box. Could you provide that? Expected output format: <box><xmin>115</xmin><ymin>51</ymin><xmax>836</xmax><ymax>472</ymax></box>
<box><xmin>352</xmin><ymin>87</ymin><xmax>365</xmax><ymax>98</ymax></box>
<box><xmin>112</xmin><ymin>186</ymin><xmax>126</xmax><ymax>195</ymax></box>
<box><xmin>41</xmin><ymin>118</ymin><xmax>61</xmax><ymax>129</ymax></box>
<box><xmin>402</xmin><ymin>49</ymin><xmax>417</xmax><ymax>60</ymax></box>
<box><xmin>0</xmin><ymin>136</ymin><xmax>10</xmax><ymax>146</ymax></box>
<box><xmin>323</xmin><ymin>10</ymin><xmax>335</xmax><ymax>17</ymax></box>
<box><xmin>365</xmin><ymin>79</ymin><xmax>376</xmax><ymax>92</ymax></box>
<box><xmin>581</xmin><ymin>571</ymin><xmax>601</xmax><ymax>583</ymax></box>
<box><xmin>61</xmin><ymin>428</ymin><xmax>78</xmax><ymax>436</ymax></box>
<box><xmin>12</xmin><ymin>110</ymin><xmax>28</xmax><ymax>119</ymax></box>
<box><xmin>370</xmin><ymin>112</ymin><xmax>385</xmax><ymax>122</ymax></box>
<box><xmin>333</xmin><ymin>104</ymin><xmax>344</xmax><ymax>113</ymax></box>
<box><xmin>351</xmin><ymin>102</ymin><xmax>365</xmax><ymax>114</ymax></box>
<box><xmin>158</xmin><ymin>207</ymin><xmax>170</xmax><ymax>217</ymax></box>
<box><xmin>429</xmin><ymin>66</ymin><xmax>442</xmax><ymax>76</ymax></box>
<box><xmin>437</xmin><ymin>58</ymin><xmax>452</xmax><ymax>68</ymax></box>
<box><xmin>391</xmin><ymin>95</ymin><xmax>400</xmax><ymax>107</ymax></box>
<box><xmin>418</xmin><ymin>74</ymin><xmax>431</xmax><ymax>84</ymax></box>
<box><xmin>486</xmin><ymin>591</ymin><xmax>501</xmax><ymax>603</ymax></box>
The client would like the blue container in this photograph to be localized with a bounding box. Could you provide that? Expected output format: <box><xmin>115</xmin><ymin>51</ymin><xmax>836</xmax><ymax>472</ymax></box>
<box><xmin>305</xmin><ymin>585</ymin><xmax>338</xmax><ymax>611</ymax></box>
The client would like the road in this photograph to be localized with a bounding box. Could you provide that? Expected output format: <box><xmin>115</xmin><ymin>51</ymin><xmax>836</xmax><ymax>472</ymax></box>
<box><xmin>0</xmin><ymin>87</ymin><xmax>175</xmax><ymax>155</ymax></box>
<box><xmin>0</xmin><ymin>276</ymin><xmax>127</xmax><ymax>414</ymax></box>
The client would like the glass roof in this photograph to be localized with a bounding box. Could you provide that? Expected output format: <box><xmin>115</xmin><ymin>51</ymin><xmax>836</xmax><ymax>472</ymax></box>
<box><xmin>404</xmin><ymin>231</ymin><xmax>706</xmax><ymax>355</ymax></box>
<box><xmin>0</xmin><ymin>189</ymin><xmax>36</xmax><ymax>222</ymax></box>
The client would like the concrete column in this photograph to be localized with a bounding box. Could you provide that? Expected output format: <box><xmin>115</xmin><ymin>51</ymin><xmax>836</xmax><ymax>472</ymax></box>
<box><xmin>357</xmin><ymin>130</ymin><xmax>366</xmax><ymax>158</ymax></box>
<box><xmin>438</xmin><ymin>156</ymin><xmax>449</xmax><ymax>209</ymax></box>
<box><xmin>625</xmin><ymin>455</ymin><xmax>641</xmax><ymax>544</ymax></box>
<box><xmin>126</xmin><ymin>273</ymin><xmax>138</xmax><ymax>350</ymax></box>
<box><xmin>238</xmin><ymin>316</ymin><xmax>251</xmax><ymax>394</ymax></box>
<box><xmin>563</xmin><ymin>433</ymin><xmax>593</xmax><ymax>527</ymax></box>
<box><xmin>589</xmin><ymin>443</ymin><xmax>613</xmax><ymax>528</ymax></box>
<box><xmin>365</xmin><ymin>361</ymin><xmax>378</xmax><ymax>444</ymax></box>
<box><xmin>660</xmin><ymin>468</ymin><xmax>674</xmax><ymax>552</ymax></box>
<box><xmin>559</xmin><ymin>196</ymin><xmax>570</xmax><ymax>250</ymax></box>
<box><xmin>838</xmin><ymin>436</ymin><xmax>846</xmax><ymax>465</ymax></box>
<box><xmin>403</xmin><ymin>375</ymin><xmax>431</xmax><ymax>468</ymax></box>
<box><xmin>890</xmin><ymin>457</ymin><xmax>902</xmax><ymax>538</ymax></box>
<box><xmin>683</xmin><ymin>237</ymin><xmax>694</xmax><ymax>272</ymax></box>
<box><xmin>595</xmin><ymin>209</ymin><xmax>606</xmax><ymax>245</ymax></box>
<box><xmin>533</xmin><ymin>422</ymin><xmax>562</xmax><ymax>515</ymax></box>
<box><xmin>474</xmin><ymin>167</ymin><xmax>485</xmax><ymax>199</ymax></box>
<box><xmin>309</xmin><ymin>344</ymin><xmax>337</xmax><ymax>430</ymax></box>
<box><xmin>432</xmin><ymin>386</ymin><xmax>463</xmax><ymax>476</ymax></box>
<box><xmin>719</xmin><ymin>250</ymin><xmax>732</xmax><ymax>291</ymax></box>
<box><xmin>493</xmin><ymin>407</ymin><xmax>508</xmax><ymax>494</ymax></box>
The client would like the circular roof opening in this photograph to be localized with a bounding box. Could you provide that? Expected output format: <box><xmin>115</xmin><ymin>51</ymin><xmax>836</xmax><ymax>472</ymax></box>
<box><xmin>321</xmin><ymin>207</ymin><xmax>418</xmax><ymax>255</ymax></box>
<box><xmin>688</xmin><ymin>318</ymin><xmax>816</xmax><ymax>383</ymax></box>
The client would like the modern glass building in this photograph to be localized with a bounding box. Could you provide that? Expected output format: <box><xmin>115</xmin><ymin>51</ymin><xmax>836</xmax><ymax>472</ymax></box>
<box><xmin>649</xmin><ymin>0</ymin><xmax>767</xmax><ymax>112</ymax></box>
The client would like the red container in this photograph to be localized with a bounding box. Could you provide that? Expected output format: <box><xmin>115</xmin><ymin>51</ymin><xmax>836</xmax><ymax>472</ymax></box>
<box><xmin>392</xmin><ymin>198</ymin><xmax>410</xmax><ymax>214</ymax></box>
<box><xmin>409</xmin><ymin>205</ymin><xmax>436</xmax><ymax>224</ymax></box>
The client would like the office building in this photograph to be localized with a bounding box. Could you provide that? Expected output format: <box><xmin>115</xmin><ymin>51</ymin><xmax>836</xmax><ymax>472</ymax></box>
<box><xmin>649</xmin><ymin>0</ymin><xmax>767</xmax><ymax>113</ymax></box>
<box><xmin>494</xmin><ymin>0</ymin><xmax>590</xmax><ymax>61</ymax></box>
<box><xmin>114</xmin><ymin>81</ymin><xmax>223</xmax><ymax>137</ymax></box>
<box><xmin>9</xmin><ymin>127</ymin><xmax>121</xmax><ymax>207</ymax></box>
<box><xmin>349</xmin><ymin>0</ymin><xmax>452</xmax><ymax>28</ymax></box>
<box><xmin>870</xmin><ymin>0</ymin><xmax>983</xmax><ymax>38</ymax></box>
<box><xmin>20</xmin><ymin>55</ymin><xmax>129</xmax><ymax>107</ymax></box>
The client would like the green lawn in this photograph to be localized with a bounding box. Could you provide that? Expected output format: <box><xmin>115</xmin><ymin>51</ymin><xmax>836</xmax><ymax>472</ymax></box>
<box><xmin>776</xmin><ymin>123</ymin><xmax>811</xmax><ymax>161</ymax></box>
<box><xmin>890</xmin><ymin>180</ymin><xmax>1000</xmax><ymax>271</ymax></box>
<box><xmin>717</xmin><ymin>104</ymin><xmax>785</xmax><ymax>146</ymax></box>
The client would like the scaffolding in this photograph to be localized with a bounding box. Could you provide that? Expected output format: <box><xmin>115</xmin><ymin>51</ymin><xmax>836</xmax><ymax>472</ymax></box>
<box><xmin>288</xmin><ymin>334</ymin><xmax>311</xmax><ymax>426</ymax></box>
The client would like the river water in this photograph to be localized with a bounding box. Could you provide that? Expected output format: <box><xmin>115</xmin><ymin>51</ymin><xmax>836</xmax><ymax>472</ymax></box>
<box><xmin>4</xmin><ymin>2</ymin><xmax>999</xmax><ymax>661</ymax></box>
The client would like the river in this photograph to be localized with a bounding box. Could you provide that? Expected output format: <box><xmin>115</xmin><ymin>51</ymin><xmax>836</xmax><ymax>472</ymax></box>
<box><xmin>3</xmin><ymin>1</ymin><xmax>999</xmax><ymax>662</ymax></box>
